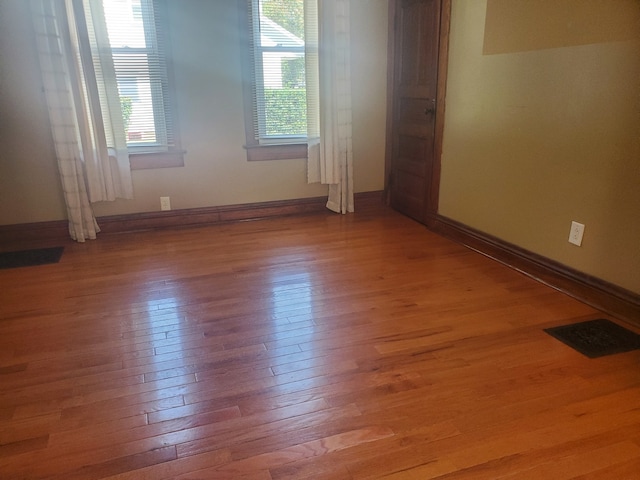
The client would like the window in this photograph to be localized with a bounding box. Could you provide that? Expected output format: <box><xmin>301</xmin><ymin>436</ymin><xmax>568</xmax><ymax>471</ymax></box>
<box><xmin>101</xmin><ymin>0</ymin><xmax>183</xmax><ymax>168</ymax></box>
<box><xmin>242</xmin><ymin>0</ymin><xmax>318</xmax><ymax>161</ymax></box>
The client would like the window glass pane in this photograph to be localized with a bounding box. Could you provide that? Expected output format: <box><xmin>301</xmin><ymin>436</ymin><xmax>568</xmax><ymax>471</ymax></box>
<box><xmin>102</xmin><ymin>0</ymin><xmax>170</xmax><ymax>150</ymax></box>
<box><xmin>102</xmin><ymin>0</ymin><xmax>146</xmax><ymax>48</ymax></box>
<box><xmin>253</xmin><ymin>0</ymin><xmax>307</xmax><ymax>139</ymax></box>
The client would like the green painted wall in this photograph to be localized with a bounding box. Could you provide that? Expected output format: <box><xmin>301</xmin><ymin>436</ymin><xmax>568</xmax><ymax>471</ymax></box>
<box><xmin>440</xmin><ymin>0</ymin><xmax>640</xmax><ymax>293</ymax></box>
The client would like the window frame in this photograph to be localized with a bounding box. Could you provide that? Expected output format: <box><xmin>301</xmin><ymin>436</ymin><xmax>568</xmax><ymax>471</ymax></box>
<box><xmin>240</xmin><ymin>0</ymin><xmax>310</xmax><ymax>162</ymax></box>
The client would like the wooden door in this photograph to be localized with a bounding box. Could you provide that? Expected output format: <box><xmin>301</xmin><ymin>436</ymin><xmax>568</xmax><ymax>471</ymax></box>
<box><xmin>387</xmin><ymin>0</ymin><xmax>444</xmax><ymax>224</ymax></box>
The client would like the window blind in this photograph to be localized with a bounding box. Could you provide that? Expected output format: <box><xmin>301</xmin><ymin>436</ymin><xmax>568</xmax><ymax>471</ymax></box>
<box><xmin>101</xmin><ymin>0</ymin><xmax>174</xmax><ymax>151</ymax></box>
<box><xmin>247</xmin><ymin>0</ymin><xmax>318</xmax><ymax>142</ymax></box>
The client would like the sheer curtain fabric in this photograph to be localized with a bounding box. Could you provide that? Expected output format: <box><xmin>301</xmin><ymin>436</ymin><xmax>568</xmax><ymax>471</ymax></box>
<box><xmin>307</xmin><ymin>0</ymin><xmax>354</xmax><ymax>214</ymax></box>
<box><xmin>30</xmin><ymin>0</ymin><xmax>133</xmax><ymax>242</ymax></box>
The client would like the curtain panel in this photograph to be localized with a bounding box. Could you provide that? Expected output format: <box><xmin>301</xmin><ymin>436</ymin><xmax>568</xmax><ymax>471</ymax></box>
<box><xmin>72</xmin><ymin>0</ymin><xmax>133</xmax><ymax>202</ymax></box>
<box><xmin>307</xmin><ymin>0</ymin><xmax>354</xmax><ymax>214</ymax></box>
<box><xmin>30</xmin><ymin>0</ymin><xmax>133</xmax><ymax>241</ymax></box>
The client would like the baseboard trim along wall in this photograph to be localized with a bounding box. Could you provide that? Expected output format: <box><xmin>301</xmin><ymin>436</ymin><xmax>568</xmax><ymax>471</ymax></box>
<box><xmin>430</xmin><ymin>214</ymin><xmax>640</xmax><ymax>327</ymax></box>
<box><xmin>1</xmin><ymin>192</ymin><xmax>637</xmax><ymax>326</ymax></box>
<box><xmin>98</xmin><ymin>196</ymin><xmax>329</xmax><ymax>234</ymax></box>
<box><xmin>0</xmin><ymin>191</ymin><xmax>385</xmax><ymax>246</ymax></box>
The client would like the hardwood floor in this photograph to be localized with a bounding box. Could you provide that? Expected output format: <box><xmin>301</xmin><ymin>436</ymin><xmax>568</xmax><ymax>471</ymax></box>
<box><xmin>1</xmin><ymin>205</ymin><xmax>639</xmax><ymax>479</ymax></box>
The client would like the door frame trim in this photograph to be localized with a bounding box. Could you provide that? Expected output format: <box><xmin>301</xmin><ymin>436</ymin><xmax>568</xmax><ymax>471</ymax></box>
<box><xmin>385</xmin><ymin>0</ymin><xmax>452</xmax><ymax>225</ymax></box>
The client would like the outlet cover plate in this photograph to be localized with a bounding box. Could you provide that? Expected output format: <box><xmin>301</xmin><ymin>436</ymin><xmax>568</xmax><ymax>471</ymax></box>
<box><xmin>569</xmin><ymin>221</ymin><xmax>585</xmax><ymax>246</ymax></box>
<box><xmin>160</xmin><ymin>196</ymin><xmax>171</xmax><ymax>211</ymax></box>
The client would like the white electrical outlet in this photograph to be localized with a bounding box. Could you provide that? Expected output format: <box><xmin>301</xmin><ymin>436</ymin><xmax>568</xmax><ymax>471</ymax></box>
<box><xmin>160</xmin><ymin>196</ymin><xmax>171</xmax><ymax>211</ymax></box>
<box><xmin>568</xmin><ymin>221</ymin><xmax>585</xmax><ymax>246</ymax></box>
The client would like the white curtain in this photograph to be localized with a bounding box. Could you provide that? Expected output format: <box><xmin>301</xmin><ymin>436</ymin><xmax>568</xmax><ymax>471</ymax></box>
<box><xmin>30</xmin><ymin>0</ymin><xmax>133</xmax><ymax>242</ymax></box>
<box><xmin>73</xmin><ymin>0</ymin><xmax>134</xmax><ymax>202</ymax></box>
<box><xmin>307</xmin><ymin>0</ymin><xmax>354</xmax><ymax>214</ymax></box>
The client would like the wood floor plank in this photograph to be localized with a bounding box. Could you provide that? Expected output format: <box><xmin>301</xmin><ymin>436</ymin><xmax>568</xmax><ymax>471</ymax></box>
<box><xmin>58</xmin><ymin>394</ymin><xmax>186</xmax><ymax>431</ymax></box>
<box><xmin>100</xmin><ymin>448</ymin><xmax>233</xmax><ymax>480</ymax></box>
<box><xmin>47</xmin><ymin>445</ymin><xmax>178</xmax><ymax>480</ymax></box>
<box><xmin>217</xmin><ymin>426</ymin><xmax>394</xmax><ymax>475</ymax></box>
<box><xmin>568</xmin><ymin>457</ymin><xmax>640</xmax><ymax>480</ymax></box>
<box><xmin>1</xmin><ymin>206</ymin><xmax>638</xmax><ymax>479</ymax></box>
<box><xmin>0</xmin><ymin>435</ymin><xmax>49</xmax><ymax>459</ymax></box>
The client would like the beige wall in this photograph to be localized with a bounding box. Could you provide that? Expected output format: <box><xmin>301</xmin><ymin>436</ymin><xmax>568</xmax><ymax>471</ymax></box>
<box><xmin>0</xmin><ymin>0</ymin><xmax>387</xmax><ymax>221</ymax></box>
<box><xmin>0</xmin><ymin>0</ymin><xmax>67</xmax><ymax>224</ymax></box>
<box><xmin>440</xmin><ymin>0</ymin><xmax>640</xmax><ymax>293</ymax></box>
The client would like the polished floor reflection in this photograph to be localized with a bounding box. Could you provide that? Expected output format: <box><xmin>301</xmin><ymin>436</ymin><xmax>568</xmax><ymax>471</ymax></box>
<box><xmin>1</xmin><ymin>205</ymin><xmax>639</xmax><ymax>479</ymax></box>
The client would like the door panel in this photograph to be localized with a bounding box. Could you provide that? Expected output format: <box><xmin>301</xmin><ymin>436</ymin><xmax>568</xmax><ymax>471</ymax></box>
<box><xmin>389</xmin><ymin>0</ymin><xmax>442</xmax><ymax>224</ymax></box>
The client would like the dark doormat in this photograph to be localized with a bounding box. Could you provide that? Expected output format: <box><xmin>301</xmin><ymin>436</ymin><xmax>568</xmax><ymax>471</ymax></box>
<box><xmin>545</xmin><ymin>318</ymin><xmax>640</xmax><ymax>358</ymax></box>
<box><xmin>0</xmin><ymin>247</ymin><xmax>64</xmax><ymax>269</ymax></box>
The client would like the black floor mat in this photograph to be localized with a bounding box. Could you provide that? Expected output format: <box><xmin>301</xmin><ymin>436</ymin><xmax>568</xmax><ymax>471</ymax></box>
<box><xmin>0</xmin><ymin>247</ymin><xmax>64</xmax><ymax>269</ymax></box>
<box><xmin>545</xmin><ymin>318</ymin><xmax>640</xmax><ymax>358</ymax></box>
